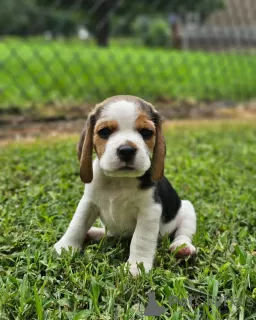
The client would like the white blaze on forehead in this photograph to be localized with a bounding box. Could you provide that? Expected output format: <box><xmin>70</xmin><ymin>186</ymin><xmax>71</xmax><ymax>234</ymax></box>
<box><xmin>101</xmin><ymin>100</ymin><xmax>138</xmax><ymax>130</ymax></box>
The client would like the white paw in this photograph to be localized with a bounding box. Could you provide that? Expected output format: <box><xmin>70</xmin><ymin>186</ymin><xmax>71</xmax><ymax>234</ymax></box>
<box><xmin>84</xmin><ymin>227</ymin><xmax>106</xmax><ymax>242</ymax></box>
<box><xmin>169</xmin><ymin>240</ymin><xmax>196</xmax><ymax>257</ymax></box>
<box><xmin>129</xmin><ymin>264</ymin><xmax>140</xmax><ymax>277</ymax></box>
<box><xmin>126</xmin><ymin>261</ymin><xmax>152</xmax><ymax>276</ymax></box>
<box><xmin>54</xmin><ymin>239</ymin><xmax>81</xmax><ymax>255</ymax></box>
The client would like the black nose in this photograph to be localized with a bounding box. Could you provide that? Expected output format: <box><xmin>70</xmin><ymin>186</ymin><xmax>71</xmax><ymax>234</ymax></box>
<box><xmin>117</xmin><ymin>145</ymin><xmax>137</xmax><ymax>162</ymax></box>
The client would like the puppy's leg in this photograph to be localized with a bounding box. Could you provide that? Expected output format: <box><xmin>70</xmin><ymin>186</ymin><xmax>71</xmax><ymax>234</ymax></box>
<box><xmin>128</xmin><ymin>204</ymin><xmax>161</xmax><ymax>276</ymax></box>
<box><xmin>160</xmin><ymin>200</ymin><xmax>196</xmax><ymax>257</ymax></box>
<box><xmin>84</xmin><ymin>226</ymin><xmax>106</xmax><ymax>242</ymax></box>
<box><xmin>54</xmin><ymin>196</ymin><xmax>99</xmax><ymax>254</ymax></box>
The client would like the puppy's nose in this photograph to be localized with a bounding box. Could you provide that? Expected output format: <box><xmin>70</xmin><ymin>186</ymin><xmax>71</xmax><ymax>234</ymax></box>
<box><xmin>117</xmin><ymin>145</ymin><xmax>137</xmax><ymax>162</ymax></box>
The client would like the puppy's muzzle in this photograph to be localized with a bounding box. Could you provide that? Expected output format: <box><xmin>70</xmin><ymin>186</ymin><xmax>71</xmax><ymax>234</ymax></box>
<box><xmin>117</xmin><ymin>145</ymin><xmax>137</xmax><ymax>162</ymax></box>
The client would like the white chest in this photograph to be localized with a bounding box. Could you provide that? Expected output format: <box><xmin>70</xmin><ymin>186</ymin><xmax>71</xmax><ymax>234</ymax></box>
<box><xmin>94</xmin><ymin>188</ymin><xmax>142</xmax><ymax>236</ymax></box>
<box><xmin>89</xmin><ymin>181</ymin><xmax>153</xmax><ymax>237</ymax></box>
<box><xmin>86</xmin><ymin>160</ymin><xmax>156</xmax><ymax>237</ymax></box>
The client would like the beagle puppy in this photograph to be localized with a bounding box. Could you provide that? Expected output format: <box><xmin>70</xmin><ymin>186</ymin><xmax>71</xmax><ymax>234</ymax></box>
<box><xmin>54</xmin><ymin>95</ymin><xmax>196</xmax><ymax>276</ymax></box>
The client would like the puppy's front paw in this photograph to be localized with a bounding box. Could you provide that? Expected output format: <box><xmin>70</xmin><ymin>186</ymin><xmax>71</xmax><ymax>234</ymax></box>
<box><xmin>54</xmin><ymin>239</ymin><xmax>81</xmax><ymax>255</ymax></box>
<box><xmin>126</xmin><ymin>261</ymin><xmax>152</xmax><ymax>276</ymax></box>
<box><xmin>169</xmin><ymin>240</ymin><xmax>196</xmax><ymax>258</ymax></box>
<box><xmin>129</xmin><ymin>264</ymin><xmax>140</xmax><ymax>277</ymax></box>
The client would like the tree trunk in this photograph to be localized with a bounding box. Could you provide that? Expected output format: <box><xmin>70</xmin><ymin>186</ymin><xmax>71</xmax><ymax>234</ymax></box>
<box><xmin>95</xmin><ymin>0</ymin><xmax>117</xmax><ymax>47</ymax></box>
<box><xmin>95</xmin><ymin>16</ymin><xmax>110</xmax><ymax>47</ymax></box>
<box><xmin>171</xmin><ymin>22</ymin><xmax>182</xmax><ymax>50</ymax></box>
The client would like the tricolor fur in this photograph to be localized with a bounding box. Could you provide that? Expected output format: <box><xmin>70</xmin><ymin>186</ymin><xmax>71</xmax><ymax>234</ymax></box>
<box><xmin>54</xmin><ymin>95</ymin><xmax>197</xmax><ymax>276</ymax></box>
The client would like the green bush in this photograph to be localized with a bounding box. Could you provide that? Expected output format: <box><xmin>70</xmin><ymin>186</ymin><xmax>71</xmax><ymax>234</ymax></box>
<box><xmin>132</xmin><ymin>16</ymin><xmax>171</xmax><ymax>47</ymax></box>
<box><xmin>144</xmin><ymin>17</ymin><xmax>171</xmax><ymax>47</ymax></box>
<box><xmin>0</xmin><ymin>0</ymin><xmax>80</xmax><ymax>36</ymax></box>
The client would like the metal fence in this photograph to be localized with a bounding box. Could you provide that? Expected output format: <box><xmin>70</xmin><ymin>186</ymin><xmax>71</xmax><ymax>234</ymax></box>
<box><xmin>1</xmin><ymin>0</ymin><xmax>256</xmax><ymax>109</ymax></box>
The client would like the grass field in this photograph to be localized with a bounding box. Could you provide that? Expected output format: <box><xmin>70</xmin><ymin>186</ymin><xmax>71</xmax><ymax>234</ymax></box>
<box><xmin>0</xmin><ymin>120</ymin><xmax>255</xmax><ymax>319</ymax></box>
<box><xmin>1</xmin><ymin>38</ymin><xmax>256</xmax><ymax>109</ymax></box>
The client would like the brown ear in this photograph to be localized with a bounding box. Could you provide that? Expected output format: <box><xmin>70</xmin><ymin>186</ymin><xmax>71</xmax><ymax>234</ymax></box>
<box><xmin>77</xmin><ymin>113</ymin><xmax>95</xmax><ymax>183</ymax></box>
<box><xmin>151</xmin><ymin>112</ymin><xmax>166</xmax><ymax>181</ymax></box>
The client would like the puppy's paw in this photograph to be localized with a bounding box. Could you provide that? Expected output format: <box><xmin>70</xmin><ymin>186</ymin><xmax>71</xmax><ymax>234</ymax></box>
<box><xmin>126</xmin><ymin>261</ymin><xmax>152</xmax><ymax>277</ymax></box>
<box><xmin>84</xmin><ymin>227</ymin><xmax>106</xmax><ymax>242</ymax></box>
<box><xmin>129</xmin><ymin>264</ymin><xmax>140</xmax><ymax>277</ymax></box>
<box><xmin>169</xmin><ymin>240</ymin><xmax>196</xmax><ymax>258</ymax></box>
<box><xmin>54</xmin><ymin>239</ymin><xmax>81</xmax><ymax>255</ymax></box>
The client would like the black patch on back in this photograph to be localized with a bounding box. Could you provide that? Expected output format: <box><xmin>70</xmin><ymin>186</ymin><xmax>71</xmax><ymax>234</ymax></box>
<box><xmin>154</xmin><ymin>176</ymin><xmax>181</xmax><ymax>223</ymax></box>
<box><xmin>138</xmin><ymin>171</ymin><xmax>181</xmax><ymax>223</ymax></box>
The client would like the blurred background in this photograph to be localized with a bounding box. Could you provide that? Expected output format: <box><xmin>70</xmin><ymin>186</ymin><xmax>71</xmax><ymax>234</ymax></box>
<box><xmin>0</xmin><ymin>0</ymin><xmax>256</xmax><ymax>139</ymax></box>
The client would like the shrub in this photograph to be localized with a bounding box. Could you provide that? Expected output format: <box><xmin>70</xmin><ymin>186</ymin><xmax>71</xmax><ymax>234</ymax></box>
<box><xmin>132</xmin><ymin>15</ymin><xmax>171</xmax><ymax>47</ymax></box>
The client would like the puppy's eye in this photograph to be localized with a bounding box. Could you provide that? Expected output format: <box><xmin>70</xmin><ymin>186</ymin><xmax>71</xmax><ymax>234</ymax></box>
<box><xmin>139</xmin><ymin>128</ymin><xmax>154</xmax><ymax>140</ymax></box>
<box><xmin>97</xmin><ymin>127</ymin><xmax>112</xmax><ymax>139</ymax></box>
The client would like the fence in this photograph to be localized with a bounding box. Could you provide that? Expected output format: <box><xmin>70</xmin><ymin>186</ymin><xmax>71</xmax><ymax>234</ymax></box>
<box><xmin>1</xmin><ymin>0</ymin><xmax>256</xmax><ymax>110</ymax></box>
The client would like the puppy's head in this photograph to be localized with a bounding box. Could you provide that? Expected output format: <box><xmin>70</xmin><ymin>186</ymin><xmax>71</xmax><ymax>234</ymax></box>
<box><xmin>77</xmin><ymin>95</ymin><xmax>165</xmax><ymax>183</ymax></box>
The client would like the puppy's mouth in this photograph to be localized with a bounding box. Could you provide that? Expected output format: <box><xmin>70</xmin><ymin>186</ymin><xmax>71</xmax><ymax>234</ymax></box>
<box><xmin>103</xmin><ymin>165</ymin><xmax>144</xmax><ymax>178</ymax></box>
<box><xmin>118</xmin><ymin>165</ymin><xmax>135</xmax><ymax>171</ymax></box>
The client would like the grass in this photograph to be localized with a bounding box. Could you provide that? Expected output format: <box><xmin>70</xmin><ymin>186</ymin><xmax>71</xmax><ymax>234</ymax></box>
<box><xmin>1</xmin><ymin>38</ymin><xmax>256</xmax><ymax>109</ymax></box>
<box><xmin>0</xmin><ymin>120</ymin><xmax>255</xmax><ymax>319</ymax></box>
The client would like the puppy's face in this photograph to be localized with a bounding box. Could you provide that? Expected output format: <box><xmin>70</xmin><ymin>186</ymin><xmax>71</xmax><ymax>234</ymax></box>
<box><xmin>94</xmin><ymin>100</ymin><xmax>155</xmax><ymax>177</ymax></box>
<box><xmin>78</xmin><ymin>96</ymin><xmax>165</xmax><ymax>183</ymax></box>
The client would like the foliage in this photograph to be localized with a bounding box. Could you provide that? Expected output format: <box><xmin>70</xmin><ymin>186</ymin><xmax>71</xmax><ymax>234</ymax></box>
<box><xmin>0</xmin><ymin>0</ymin><xmax>36</xmax><ymax>35</ymax></box>
<box><xmin>132</xmin><ymin>16</ymin><xmax>171</xmax><ymax>47</ymax></box>
<box><xmin>0</xmin><ymin>0</ymin><xmax>225</xmax><ymax>44</ymax></box>
<box><xmin>0</xmin><ymin>121</ymin><xmax>255</xmax><ymax>319</ymax></box>
<box><xmin>1</xmin><ymin>38</ymin><xmax>256</xmax><ymax>109</ymax></box>
<box><xmin>0</xmin><ymin>0</ymin><xmax>81</xmax><ymax>36</ymax></box>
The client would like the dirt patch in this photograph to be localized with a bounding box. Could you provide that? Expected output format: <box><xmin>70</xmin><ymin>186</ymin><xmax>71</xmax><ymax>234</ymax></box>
<box><xmin>0</xmin><ymin>119</ymin><xmax>85</xmax><ymax>146</ymax></box>
<box><xmin>1</xmin><ymin>98</ymin><xmax>256</xmax><ymax>145</ymax></box>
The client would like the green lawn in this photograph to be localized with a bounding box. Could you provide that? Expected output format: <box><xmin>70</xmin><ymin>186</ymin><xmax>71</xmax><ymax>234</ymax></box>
<box><xmin>1</xmin><ymin>38</ymin><xmax>256</xmax><ymax>109</ymax></box>
<box><xmin>0</xmin><ymin>120</ymin><xmax>255</xmax><ymax>319</ymax></box>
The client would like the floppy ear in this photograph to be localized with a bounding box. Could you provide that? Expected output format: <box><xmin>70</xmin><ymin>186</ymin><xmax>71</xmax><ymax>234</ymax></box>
<box><xmin>77</xmin><ymin>112</ymin><xmax>95</xmax><ymax>184</ymax></box>
<box><xmin>151</xmin><ymin>112</ymin><xmax>166</xmax><ymax>181</ymax></box>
